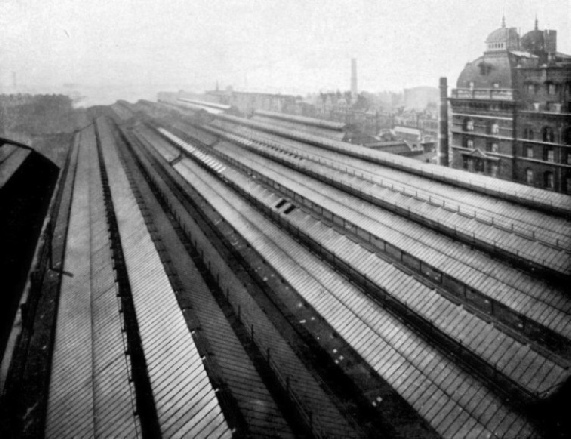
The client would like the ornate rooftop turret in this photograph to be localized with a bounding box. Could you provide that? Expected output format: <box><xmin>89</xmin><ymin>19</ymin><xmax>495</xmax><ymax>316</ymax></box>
<box><xmin>485</xmin><ymin>17</ymin><xmax>520</xmax><ymax>52</ymax></box>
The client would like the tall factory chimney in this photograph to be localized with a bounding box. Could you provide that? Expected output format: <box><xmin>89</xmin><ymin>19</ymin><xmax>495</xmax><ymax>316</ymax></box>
<box><xmin>351</xmin><ymin>58</ymin><xmax>358</xmax><ymax>101</ymax></box>
<box><xmin>439</xmin><ymin>77</ymin><xmax>449</xmax><ymax>166</ymax></box>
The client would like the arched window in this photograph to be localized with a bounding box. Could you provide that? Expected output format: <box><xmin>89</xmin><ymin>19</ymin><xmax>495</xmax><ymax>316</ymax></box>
<box><xmin>526</xmin><ymin>168</ymin><xmax>534</xmax><ymax>185</ymax></box>
<box><xmin>544</xmin><ymin>172</ymin><xmax>554</xmax><ymax>190</ymax></box>
<box><xmin>543</xmin><ymin>127</ymin><xmax>555</xmax><ymax>142</ymax></box>
<box><xmin>523</xmin><ymin>127</ymin><xmax>534</xmax><ymax>140</ymax></box>
<box><xmin>491</xmin><ymin>143</ymin><xmax>499</xmax><ymax>153</ymax></box>
<box><xmin>465</xmin><ymin>138</ymin><xmax>474</xmax><ymax>149</ymax></box>
<box><xmin>491</xmin><ymin>122</ymin><xmax>500</xmax><ymax>135</ymax></box>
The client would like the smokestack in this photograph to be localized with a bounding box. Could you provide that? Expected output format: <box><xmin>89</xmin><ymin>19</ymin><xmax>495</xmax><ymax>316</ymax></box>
<box><xmin>439</xmin><ymin>77</ymin><xmax>449</xmax><ymax>166</ymax></box>
<box><xmin>351</xmin><ymin>58</ymin><xmax>358</xmax><ymax>101</ymax></box>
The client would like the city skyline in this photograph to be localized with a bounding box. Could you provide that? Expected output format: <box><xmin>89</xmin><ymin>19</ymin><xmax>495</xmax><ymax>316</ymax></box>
<box><xmin>1</xmin><ymin>0</ymin><xmax>570</xmax><ymax>101</ymax></box>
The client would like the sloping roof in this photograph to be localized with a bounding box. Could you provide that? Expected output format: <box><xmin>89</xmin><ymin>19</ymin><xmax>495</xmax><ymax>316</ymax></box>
<box><xmin>456</xmin><ymin>53</ymin><xmax>516</xmax><ymax>89</ymax></box>
<box><xmin>0</xmin><ymin>146</ymin><xmax>30</xmax><ymax>190</ymax></box>
<box><xmin>394</xmin><ymin>126</ymin><xmax>422</xmax><ymax>135</ymax></box>
<box><xmin>0</xmin><ymin>137</ymin><xmax>34</xmax><ymax>190</ymax></box>
<box><xmin>254</xmin><ymin>110</ymin><xmax>346</xmax><ymax>131</ymax></box>
<box><xmin>252</xmin><ymin>114</ymin><xmax>347</xmax><ymax>141</ymax></box>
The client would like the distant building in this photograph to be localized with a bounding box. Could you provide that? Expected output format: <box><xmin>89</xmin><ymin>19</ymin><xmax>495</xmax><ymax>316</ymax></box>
<box><xmin>404</xmin><ymin>86</ymin><xmax>439</xmax><ymax>110</ymax></box>
<box><xmin>449</xmin><ymin>17</ymin><xmax>571</xmax><ymax>193</ymax></box>
<box><xmin>377</xmin><ymin>91</ymin><xmax>404</xmax><ymax>112</ymax></box>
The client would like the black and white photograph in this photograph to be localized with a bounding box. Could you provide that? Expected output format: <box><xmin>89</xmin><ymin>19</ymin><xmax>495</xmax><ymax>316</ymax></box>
<box><xmin>1</xmin><ymin>0</ymin><xmax>570</xmax><ymax>437</ymax></box>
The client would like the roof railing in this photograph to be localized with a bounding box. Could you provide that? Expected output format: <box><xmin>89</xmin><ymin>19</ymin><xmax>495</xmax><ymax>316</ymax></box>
<box><xmin>451</xmin><ymin>88</ymin><xmax>515</xmax><ymax>101</ymax></box>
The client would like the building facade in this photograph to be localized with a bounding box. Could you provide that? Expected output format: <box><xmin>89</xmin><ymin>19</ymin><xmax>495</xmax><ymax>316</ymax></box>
<box><xmin>449</xmin><ymin>18</ymin><xmax>571</xmax><ymax>193</ymax></box>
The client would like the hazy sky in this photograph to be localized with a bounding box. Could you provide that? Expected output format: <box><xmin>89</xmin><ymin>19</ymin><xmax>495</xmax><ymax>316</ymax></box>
<box><xmin>1</xmin><ymin>0</ymin><xmax>570</xmax><ymax>96</ymax></box>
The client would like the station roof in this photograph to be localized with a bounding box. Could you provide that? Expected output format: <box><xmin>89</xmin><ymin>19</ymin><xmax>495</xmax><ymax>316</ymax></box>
<box><xmin>254</xmin><ymin>110</ymin><xmax>346</xmax><ymax>131</ymax></box>
<box><xmin>0</xmin><ymin>138</ymin><xmax>33</xmax><ymax>190</ymax></box>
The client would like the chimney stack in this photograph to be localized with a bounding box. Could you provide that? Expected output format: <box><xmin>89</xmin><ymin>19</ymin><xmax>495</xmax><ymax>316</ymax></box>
<box><xmin>351</xmin><ymin>59</ymin><xmax>358</xmax><ymax>101</ymax></box>
<box><xmin>439</xmin><ymin>77</ymin><xmax>449</xmax><ymax>166</ymax></box>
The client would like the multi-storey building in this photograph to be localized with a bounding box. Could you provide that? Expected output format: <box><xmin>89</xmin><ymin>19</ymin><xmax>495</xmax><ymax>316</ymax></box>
<box><xmin>449</xmin><ymin>18</ymin><xmax>571</xmax><ymax>193</ymax></box>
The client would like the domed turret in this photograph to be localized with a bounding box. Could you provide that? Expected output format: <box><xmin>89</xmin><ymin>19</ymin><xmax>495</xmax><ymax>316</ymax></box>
<box><xmin>485</xmin><ymin>17</ymin><xmax>520</xmax><ymax>52</ymax></box>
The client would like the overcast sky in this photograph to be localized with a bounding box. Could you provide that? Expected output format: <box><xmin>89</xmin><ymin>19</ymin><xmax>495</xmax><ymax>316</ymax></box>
<box><xmin>1</xmin><ymin>0</ymin><xmax>570</xmax><ymax>98</ymax></box>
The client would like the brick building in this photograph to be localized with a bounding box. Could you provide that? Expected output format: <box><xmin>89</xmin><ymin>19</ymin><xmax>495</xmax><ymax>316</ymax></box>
<box><xmin>449</xmin><ymin>18</ymin><xmax>571</xmax><ymax>193</ymax></box>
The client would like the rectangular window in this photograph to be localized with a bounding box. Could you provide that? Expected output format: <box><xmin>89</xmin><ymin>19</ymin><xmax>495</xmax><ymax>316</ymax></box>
<box><xmin>526</xmin><ymin>169</ymin><xmax>534</xmax><ymax>185</ymax></box>
<box><xmin>527</xmin><ymin>145</ymin><xmax>534</xmax><ymax>158</ymax></box>
<box><xmin>548</xmin><ymin>83</ymin><xmax>556</xmax><ymax>95</ymax></box>
<box><xmin>491</xmin><ymin>163</ymin><xmax>499</xmax><ymax>178</ymax></box>
<box><xmin>463</xmin><ymin>156</ymin><xmax>475</xmax><ymax>172</ymax></box>
<box><xmin>545</xmin><ymin>173</ymin><xmax>554</xmax><ymax>190</ymax></box>
<box><xmin>544</xmin><ymin>147</ymin><xmax>554</xmax><ymax>162</ymax></box>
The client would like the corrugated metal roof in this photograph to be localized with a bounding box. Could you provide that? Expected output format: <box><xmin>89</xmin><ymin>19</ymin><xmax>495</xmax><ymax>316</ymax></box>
<box><xmin>254</xmin><ymin>110</ymin><xmax>346</xmax><ymax>130</ymax></box>
<box><xmin>46</xmin><ymin>126</ymin><xmax>141</xmax><ymax>438</ymax></box>
<box><xmin>216</xmin><ymin>113</ymin><xmax>571</xmax><ymax>214</ymax></box>
<box><xmin>238</xmin><ymin>127</ymin><xmax>570</xmax><ymax>246</ymax></box>
<box><xmin>171</xmin><ymin>155</ymin><xmax>538</xmax><ymax>438</ymax></box>
<box><xmin>201</xmin><ymin>142</ymin><xmax>569</xmax><ymax>398</ymax></box>
<box><xmin>207</xmin><ymin>121</ymin><xmax>571</xmax><ymax>275</ymax></box>
<box><xmin>253</xmin><ymin>115</ymin><xmax>347</xmax><ymax>141</ymax></box>
<box><xmin>46</xmin><ymin>131</ymin><xmax>95</xmax><ymax>438</ymax></box>
<box><xmin>216</xmin><ymin>141</ymin><xmax>571</xmax><ymax>341</ymax></box>
<box><xmin>97</xmin><ymin>118</ymin><xmax>232</xmax><ymax>438</ymax></box>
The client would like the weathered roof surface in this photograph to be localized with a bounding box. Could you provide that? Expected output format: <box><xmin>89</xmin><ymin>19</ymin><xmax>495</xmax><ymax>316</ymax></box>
<box><xmin>97</xmin><ymin>118</ymin><xmax>232</xmax><ymax>438</ymax></box>
<box><xmin>211</xmin><ymin>140</ymin><xmax>570</xmax><ymax>395</ymax></box>
<box><xmin>45</xmin><ymin>130</ymin><xmax>96</xmax><ymax>438</ymax></box>
<box><xmin>128</xmin><ymin>125</ymin><xmax>295</xmax><ymax>439</ymax></box>
<box><xmin>178</xmin><ymin>97</ymin><xmax>231</xmax><ymax>115</ymax></box>
<box><xmin>215</xmin><ymin>113</ymin><xmax>571</xmax><ymax>215</ymax></box>
<box><xmin>207</xmin><ymin>116</ymin><xmax>571</xmax><ymax>276</ymax></box>
<box><xmin>254</xmin><ymin>110</ymin><xmax>346</xmax><ymax>131</ymax></box>
<box><xmin>253</xmin><ymin>114</ymin><xmax>347</xmax><ymax>141</ymax></box>
<box><xmin>215</xmin><ymin>138</ymin><xmax>571</xmax><ymax>341</ymax></box>
<box><xmin>46</xmin><ymin>125</ymin><xmax>140</xmax><ymax>438</ymax></box>
<box><xmin>456</xmin><ymin>54</ymin><xmax>516</xmax><ymax>89</ymax></box>
<box><xmin>173</xmin><ymin>157</ymin><xmax>362</xmax><ymax>439</ymax></box>
<box><xmin>162</xmin><ymin>141</ymin><xmax>537</xmax><ymax>438</ymax></box>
